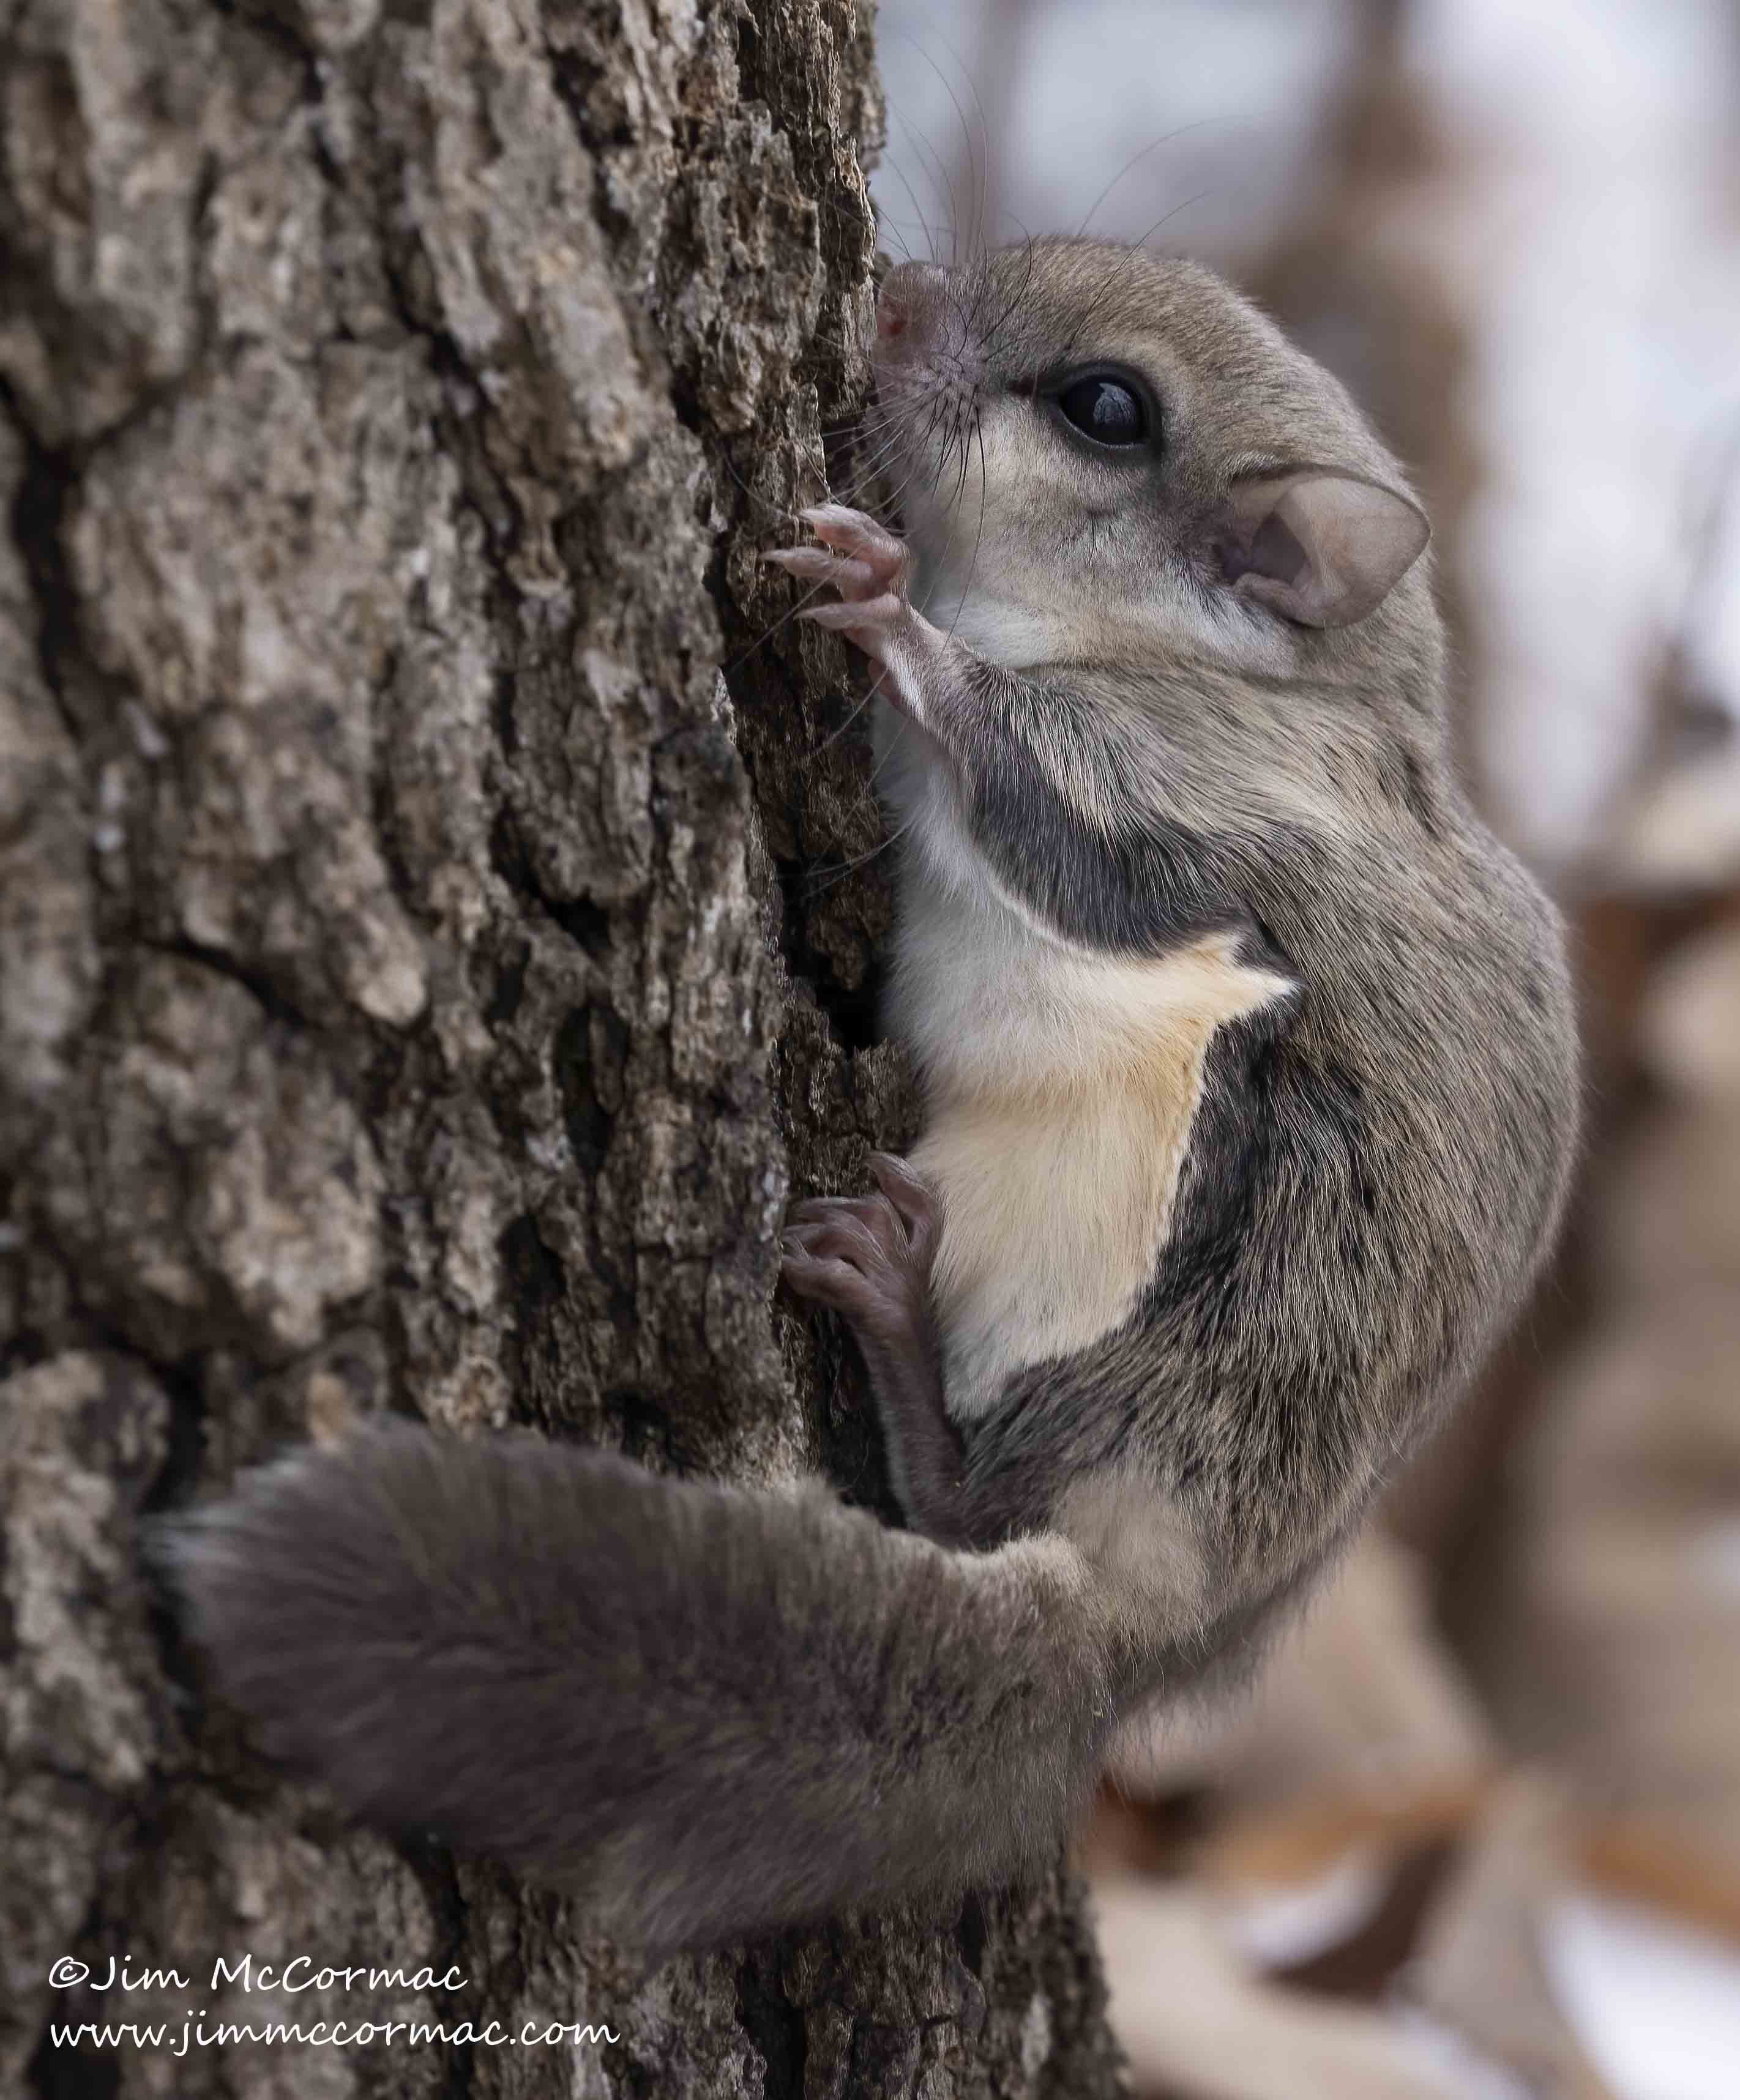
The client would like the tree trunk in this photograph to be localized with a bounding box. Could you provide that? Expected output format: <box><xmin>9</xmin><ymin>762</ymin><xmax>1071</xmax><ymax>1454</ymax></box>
<box><xmin>0</xmin><ymin>2</ymin><xmax>1122</xmax><ymax>2094</ymax></box>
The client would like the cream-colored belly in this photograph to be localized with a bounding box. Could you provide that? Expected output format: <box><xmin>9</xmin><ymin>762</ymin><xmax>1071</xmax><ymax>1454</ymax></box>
<box><xmin>906</xmin><ymin>929</ymin><xmax>1291</xmax><ymax>1418</ymax></box>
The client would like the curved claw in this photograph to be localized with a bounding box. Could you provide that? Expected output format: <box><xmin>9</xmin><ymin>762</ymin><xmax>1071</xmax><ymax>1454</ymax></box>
<box><xmin>797</xmin><ymin>593</ymin><xmax>905</xmax><ymax>636</ymax></box>
<box><xmin>867</xmin><ymin>1153</ymin><xmax>943</xmax><ymax>1268</ymax></box>
<box><xmin>797</xmin><ymin>505</ymin><xmax>910</xmax><ymax>586</ymax></box>
<box><xmin>761</xmin><ymin>546</ymin><xmax>880</xmax><ymax>597</ymax></box>
<box><xmin>780</xmin><ymin>1241</ymin><xmax>879</xmax><ymax>1319</ymax></box>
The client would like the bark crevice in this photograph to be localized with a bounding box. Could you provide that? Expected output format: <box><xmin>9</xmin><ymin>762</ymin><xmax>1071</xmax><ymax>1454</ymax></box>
<box><xmin>0</xmin><ymin>3</ymin><xmax>1121</xmax><ymax>2093</ymax></box>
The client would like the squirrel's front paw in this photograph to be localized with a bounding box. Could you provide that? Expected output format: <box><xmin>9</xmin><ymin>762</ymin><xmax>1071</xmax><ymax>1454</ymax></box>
<box><xmin>763</xmin><ymin>504</ymin><xmax>909</xmax><ymax>605</ymax></box>
<box><xmin>763</xmin><ymin>507</ymin><xmax>948</xmax><ymax>715</ymax></box>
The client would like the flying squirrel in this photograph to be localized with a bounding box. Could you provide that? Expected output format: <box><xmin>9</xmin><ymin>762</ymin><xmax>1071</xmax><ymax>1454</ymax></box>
<box><xmin>164</xmin><ymin>239</ymin><xmax>1580</xmax><ymax>1957</ymax></box>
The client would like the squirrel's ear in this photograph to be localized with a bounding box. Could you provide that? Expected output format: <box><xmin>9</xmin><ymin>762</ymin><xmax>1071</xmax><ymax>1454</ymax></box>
<box><xmin>1215</xmin><ymin>470</ymin><xmax>1429</xmax><ymax>628</ymax></box>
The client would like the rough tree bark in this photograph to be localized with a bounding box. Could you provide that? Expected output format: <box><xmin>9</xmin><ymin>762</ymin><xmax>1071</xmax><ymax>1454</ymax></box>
<box><xmin>0</xmin><ymin>2</ymin><xmax>1122</xmax><ymax>2094</ymax></box>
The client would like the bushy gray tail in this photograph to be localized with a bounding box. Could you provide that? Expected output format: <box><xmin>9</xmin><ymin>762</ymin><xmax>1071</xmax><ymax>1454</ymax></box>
<box><xmin>162</xmin><ymin>1423</ymin><xmax>1118</xmax><ymax>1953</ymax></box>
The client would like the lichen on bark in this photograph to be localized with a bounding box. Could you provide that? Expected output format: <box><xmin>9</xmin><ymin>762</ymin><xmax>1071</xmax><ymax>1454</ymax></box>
<box><xmin>0</xmin><ymin>2</ymin><xmax>1121</xmax><ymax>2094</ymax></box>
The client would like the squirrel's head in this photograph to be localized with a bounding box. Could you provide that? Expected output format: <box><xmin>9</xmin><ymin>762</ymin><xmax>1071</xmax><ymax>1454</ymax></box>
<box><xmin>870</xmin><ymin>240</ymin><xmax>1439</xmax><ymax>701</ymax></box>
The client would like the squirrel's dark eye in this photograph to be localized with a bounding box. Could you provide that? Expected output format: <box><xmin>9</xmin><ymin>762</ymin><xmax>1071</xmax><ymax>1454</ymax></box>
<box><xmin>1055</xmin><ymin>374</ymin><xmax>1148</xmax><ymax>448</ymax></box>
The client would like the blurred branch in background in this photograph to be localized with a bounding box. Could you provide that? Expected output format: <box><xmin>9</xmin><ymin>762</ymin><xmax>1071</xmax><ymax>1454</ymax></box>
<box><xmin>875</xmin><ymin>4</ymin><xmax>1740</xmax><ymax>2096</ymax></box>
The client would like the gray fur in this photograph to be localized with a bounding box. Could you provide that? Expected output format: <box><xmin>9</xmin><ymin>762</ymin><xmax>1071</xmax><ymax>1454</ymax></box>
<box><xmin>856</xmin><ymin>241</ymin><xmax>1577</xmax><ymax>1621</ymax></box>
<box><xmin>165</xmin><ymin>240</ymin><xmax>1578</xmax><ymax>1954</ymax></box>
<box><xmin>162</xmin><ymin>1425</ymin><xmax>1110</xmax><ymax>1956</ymax></box>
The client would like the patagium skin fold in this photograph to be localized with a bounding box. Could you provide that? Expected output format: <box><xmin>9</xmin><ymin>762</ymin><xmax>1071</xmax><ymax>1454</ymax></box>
<box><xmin>166</xmin><ymin>238</ymin><xmax>1579</xmax><ymax>1957</ymax></box>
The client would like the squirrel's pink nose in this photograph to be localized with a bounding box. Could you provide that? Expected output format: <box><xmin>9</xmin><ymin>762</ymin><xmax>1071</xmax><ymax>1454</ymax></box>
<box><xmin>875</xmin><ymin>263</ymin><xmax>950</xmax><ymax>363</ymax></box>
